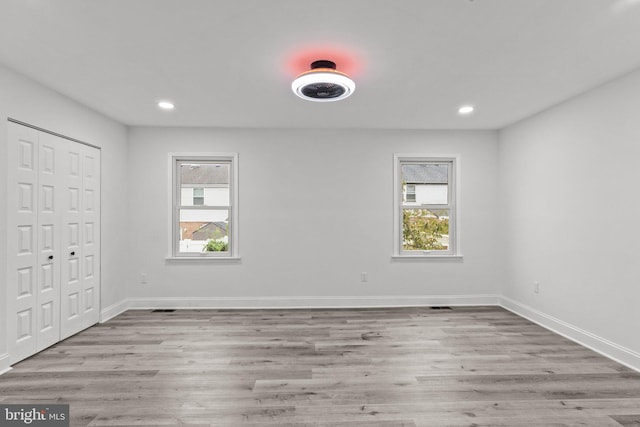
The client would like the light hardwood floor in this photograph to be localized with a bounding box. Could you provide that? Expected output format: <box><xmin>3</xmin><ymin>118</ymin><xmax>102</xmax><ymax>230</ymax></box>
<box><xmin>1</xmin><ymin>306</ymin><xmax>640</xmax><ymax>426</ymax></box>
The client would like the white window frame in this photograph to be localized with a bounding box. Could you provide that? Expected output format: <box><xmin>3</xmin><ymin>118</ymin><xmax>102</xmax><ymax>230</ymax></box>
<box><xmin>167</xmin><ymin>153</ymin><xmax>239</xmax><ymax>261</ymax></box>
<box><xmin>393</xmin><ymin>154</ymin><xmax>461</xmax><ymax>258</ymax></box>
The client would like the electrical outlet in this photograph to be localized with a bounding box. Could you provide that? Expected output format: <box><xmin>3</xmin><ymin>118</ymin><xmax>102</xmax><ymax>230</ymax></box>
<box><xmin>361</xmin><ymin>272</ymin><xmax>368</xmax><ymax>283</ymax></box>
<box><xmin>534</xmin><ymin>281</ymin><xmax>540</xmax><ymax>294</ymax></box>
<box><xmin>141</xmin><ymin>273</ymin><xmax>148</xmax><ymax>284</ymax></box>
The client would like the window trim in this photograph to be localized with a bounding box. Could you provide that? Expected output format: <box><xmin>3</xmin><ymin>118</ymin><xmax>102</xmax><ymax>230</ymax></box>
<box><xmin>167</xmin><ymin>153</ymin><xmax>239</xmax><ymax>260</ymax></box>
<box><xmin>393</xmin><ymin>154</ymin><xmax>461</xmax><ymax>258</ymax></box>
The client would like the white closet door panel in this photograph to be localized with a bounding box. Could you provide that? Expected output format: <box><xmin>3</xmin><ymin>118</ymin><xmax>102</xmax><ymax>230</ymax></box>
<box><xmin>7</xmin><ymin>123</ymin><xmax>39</xmax><ymax>363</ymax></box>
<box><xmin>60</xmin><ymin>139</ymin><xmax>84</xmax><ymax>339</ymax></box>
<box><xmin>81</xmin><ymin>146</ymin><xmax>100</xmax><ymax>328</ymax></box>
<box><xmin>35</xmin><ymin>132</ymin><xmax>62</xmax><ymax>351</ymax></box>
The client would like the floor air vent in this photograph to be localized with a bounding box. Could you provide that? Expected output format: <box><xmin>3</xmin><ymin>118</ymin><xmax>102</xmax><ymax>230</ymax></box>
<box><xmin>151</xmin><ymin>309</ymin><xmax>176</xmax><ymax>313</ymax></box>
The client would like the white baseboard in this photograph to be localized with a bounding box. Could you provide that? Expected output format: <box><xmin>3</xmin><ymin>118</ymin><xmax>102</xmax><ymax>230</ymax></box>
<box><xmin>0</xmin><ymin>353</ymin><xmax>12</xmax><ymax>376</ymax></box>
<box><xmin>126</xmin><ymin>294</ymin><xmax>500</xmax><ymax>310</ymax></box>
<box><xmin>100</xmin><ymin>299</ymin><xmax>130</xmax><ymax>323</ymax></box>
<box><xmin>500</xmin><ymin>296</ymin><xmax>640</xmax><ymax>373</ymax></box>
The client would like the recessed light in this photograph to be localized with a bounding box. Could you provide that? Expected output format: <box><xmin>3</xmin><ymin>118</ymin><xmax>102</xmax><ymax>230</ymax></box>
<box><xmin>458</xmin><ymin>105</ymin><xmax>475</xmax><ymax>115</ymax></box>
<box><xmin>158</xmin><ymin>101</ymin><xmax>175</xmax><ymax>110</ymax></box>
<box><xmin>292</xmin><ymin>60</ymin><xmax>355</xmax><ymax>102</ymax></box>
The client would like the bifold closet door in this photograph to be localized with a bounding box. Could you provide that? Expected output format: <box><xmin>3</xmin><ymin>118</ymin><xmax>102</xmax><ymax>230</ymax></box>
<box><xmin>7</xmin><ymin>121</ymin><xmax>101</xmax><ymax>364</ymax></box>
<box><xmin>7</xmin><ymin>124</ymin><xmax>40</xmax><ymax>362</ymax></box>
<box><xmin>79</xmin><ymin>145</ymin><xmax>100</xmax><ymax>331</ymax></box>
<box><xmin>7</xmin><ymin>124</ymin><xmax>63</xmax><ymax>362</ymax></box>
<box><xmin>60</xmin><ymin>141</ymin><xmax>101</xmax><ymax>339</ymax></box>
<box><xmin>34</xmin><ymin>132</ymin><xmax>63</xmax><ymax>351</ymax></box>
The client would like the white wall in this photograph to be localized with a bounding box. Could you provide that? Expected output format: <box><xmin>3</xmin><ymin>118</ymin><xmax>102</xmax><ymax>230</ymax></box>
<box><xmin>127</xmin><ymin>127</ymin><xmax>500</xmax><ymax>306</ymax></box>
<box><xmin>499</xmin><ymin>69</ymin><xmax>640</xmax><ymax>361</ymax></box>
<box><xmin>0</xmin><ymin>64</ymin><xmax>129</xmax><ymax>371</ymax></box>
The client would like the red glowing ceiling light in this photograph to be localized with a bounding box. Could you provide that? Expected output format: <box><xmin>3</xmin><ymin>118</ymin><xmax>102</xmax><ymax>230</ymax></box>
<box><xmin>286</xmin><ymin>46</ymin><xmax>362</xmax><ymax>78</ymax></box>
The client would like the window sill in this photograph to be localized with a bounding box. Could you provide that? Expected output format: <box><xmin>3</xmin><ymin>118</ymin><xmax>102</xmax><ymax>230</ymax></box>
<box><xmin>391</xmin><ymin>254</ymin><xmax>463</xmax><ymax>262</ymax></box>
<box><xmin>165</xmin><ymin>256</ymin><xmax>242</xmax><ymax>263</ymax></box>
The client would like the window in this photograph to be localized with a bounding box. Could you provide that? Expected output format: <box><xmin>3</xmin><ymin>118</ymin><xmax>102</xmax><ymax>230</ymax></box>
<box><xmin>171</xmin><ymin>154</ymin><xmax>238</xmax><ymax>258</ymax></box>
<box><xmin>405</xmin><ymin>184</ymin><xmax>416</xmax><ymax>202</ymax></box>
<box><xmin>394</xmin><ymin>155</ymin><xmax>458</xmax><ymax>257</ymax></box>
<box><xmin>193</xmin><ymin>187</ymin><xmax>204</xmax><ymax>205</ymax></box>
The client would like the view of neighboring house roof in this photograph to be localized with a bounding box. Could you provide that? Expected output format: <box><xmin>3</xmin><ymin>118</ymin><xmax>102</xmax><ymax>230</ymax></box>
<box><xmin>402</xmin><ymin>164</ymin><xmax>448</xmax><ymax>184</ymax></box>
<box><xmin>192</xmin><ymin>222</ymin><xmax>228</xmax><ymax>241</ymax></box>
<box><xmin>181</xmin><ymin>164</ymin><xmax>229</xmax><ymax>185</ymax></box>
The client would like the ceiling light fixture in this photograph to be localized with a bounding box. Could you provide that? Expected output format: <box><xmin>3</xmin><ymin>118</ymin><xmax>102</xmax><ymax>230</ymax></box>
<box><xmin>458</xmin><ymin>105</ymin><xmax>474</xmax><ymax>115</ymax></box>
<box><xmin>291</xmin><ymin>60</ymin><xmax>355</xmax><ymax>102</ymax></box>
<box><xmin>158</xmin><ymin>101</ymin><xmax>175</xmax><ymax>110</ymax></box>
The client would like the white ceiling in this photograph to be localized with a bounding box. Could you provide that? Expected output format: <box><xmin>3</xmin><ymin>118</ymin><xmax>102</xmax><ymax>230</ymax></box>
<box><xmin>1</xmin><ymin>0</ymin><xmax>640</xmax><ymax>129</ymax></box>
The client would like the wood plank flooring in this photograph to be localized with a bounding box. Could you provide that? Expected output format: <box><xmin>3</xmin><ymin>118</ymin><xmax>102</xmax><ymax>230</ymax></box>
<box><xmin>1</xmin><ymin>306</ymin><xmax>640</xmax><ymax>426</ymax></box>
